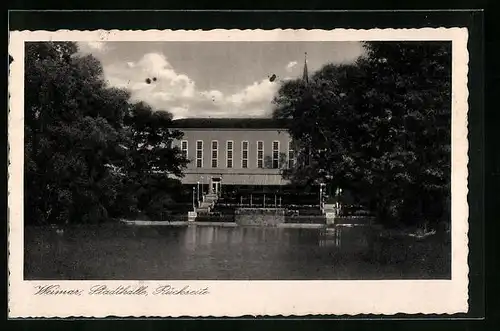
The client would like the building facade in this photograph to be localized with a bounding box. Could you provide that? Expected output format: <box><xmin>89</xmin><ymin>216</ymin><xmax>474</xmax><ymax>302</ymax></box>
<box><xmin>172</xmin><ymin>118</ymin><xmax>295</xmax><ymax>193</ymax></box>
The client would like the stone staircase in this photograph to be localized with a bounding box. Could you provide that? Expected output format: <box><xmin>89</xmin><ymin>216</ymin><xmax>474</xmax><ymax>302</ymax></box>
<box><xmin>196</xmin><ymin>193</ymin><xmax>219</xmax><ymax>214</ymax></box>
<box><xmin>323</xmin><ymin>203</ymin><xmax>338</xmax><ymax>225</ymax></box>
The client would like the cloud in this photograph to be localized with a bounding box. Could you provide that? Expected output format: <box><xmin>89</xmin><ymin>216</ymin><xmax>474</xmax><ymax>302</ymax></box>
<box><xmin>286</xmin><ymin>61</ymin><xmax>298</xmax><ymax>72</ymax></box>
<box><xmin>77</xmin><ymin>41</ymin><xmax>109</xmax><ymax>55</ymax></box>
<box><xmin>102</xmin><ymin>52</ymin><xmax>280</xmax><ymax>119</ymax></box>
<box><xmin>226</xmin><ymin>79</ymin><xmax>278</xmax><ymax>108</ymax></box>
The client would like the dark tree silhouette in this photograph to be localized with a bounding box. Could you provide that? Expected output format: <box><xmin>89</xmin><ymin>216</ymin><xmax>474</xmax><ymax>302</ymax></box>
<box><xmin>25</xmin><ymin>42</ymin><xmax>189</xmax><ymax>224</ymax></box>
<box><xmin>273</xmin><ymin>41</ymin><xmax>451</xmax><ymax>227</ymax></box>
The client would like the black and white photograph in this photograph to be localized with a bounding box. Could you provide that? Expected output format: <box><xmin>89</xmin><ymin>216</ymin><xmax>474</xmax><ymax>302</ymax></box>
<box><xmin>8</xmin><ymin>28</ymin><xmax>469</xmax><ymax>317</ymax></box>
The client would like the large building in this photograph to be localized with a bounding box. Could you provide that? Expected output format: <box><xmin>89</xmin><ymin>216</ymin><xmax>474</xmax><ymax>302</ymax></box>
<box><xmin>171</xmin><ymin>55</ymin><xmax>310</xmax><ymax>197</ymax></box>
<box><xmin>171</xmin><ymin>118</ymin><xmax>295</xmax><ymax>194</ymax></box>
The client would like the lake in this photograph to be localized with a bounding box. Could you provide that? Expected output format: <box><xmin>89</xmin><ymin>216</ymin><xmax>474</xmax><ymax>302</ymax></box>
<box><xmin>24</xmin><ymin>224</ymin><xmax>451</xmax><ymax>280</ymax></box>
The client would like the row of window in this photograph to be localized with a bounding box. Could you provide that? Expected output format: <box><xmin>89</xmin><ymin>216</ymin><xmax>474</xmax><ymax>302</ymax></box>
<box><xmin>180</xmin><ymin>140</ymin><xmax>295</xmax><ymax>169</ymax></box>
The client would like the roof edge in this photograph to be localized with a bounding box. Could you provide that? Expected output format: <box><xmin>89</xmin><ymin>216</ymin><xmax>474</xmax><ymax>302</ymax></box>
<box><xmin>171</xmin><ymin>117</ymin><xmax>291</xmax><ymax>129</ymax></box>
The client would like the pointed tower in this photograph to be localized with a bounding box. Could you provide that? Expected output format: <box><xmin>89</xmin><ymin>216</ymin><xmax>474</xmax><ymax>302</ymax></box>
<box><xmin>301</xmin><ymin>52</ymin><xmax>312</xmax><ymax>166</ymax></box>
<box><xmin>302</xmin><ymin>52</ymin><xmax>309</xmax><ymax>84</ymax></box>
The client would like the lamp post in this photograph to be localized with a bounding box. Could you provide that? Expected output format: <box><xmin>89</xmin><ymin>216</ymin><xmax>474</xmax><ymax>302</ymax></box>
<box><xmin>218</xmin><ymin>174</ymin><xmax>223</xmax><ymax>197</ymax></box>
<box><xmin>192</xmin><ymin>187</ymin><xmax>196</xmax><ymax>211</ymax></box>
<box><xmin>197</xmin><ymin>181</ymin><xmax>200</xmax><ymax>202</ymax></box>
<box><xmin>335</xmin><ymin>187</ymin><xmax>343</xmax><ymax>215</ymax></box>
<box><xmin>200</xmin><ymin>176</ymin><xmax>204</xmax><ymax>195</ymax></box>
<box><xmin>319</xmin><ymin>183</ymin><xmax>326</xmax><ymax>212</ymax></box>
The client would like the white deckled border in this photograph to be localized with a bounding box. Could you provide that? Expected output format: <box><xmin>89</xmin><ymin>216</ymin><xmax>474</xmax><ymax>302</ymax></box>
<box><xmin>8</xmin><ymin>28</ymin><xmax>469</xmax><ymax>318</ymax></box>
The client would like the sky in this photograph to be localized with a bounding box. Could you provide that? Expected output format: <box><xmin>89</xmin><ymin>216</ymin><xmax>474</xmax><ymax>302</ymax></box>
<box><xmin>77</xmin><ymin>41</ymin><xmax>365</xmax><ymax>119</ymax></box>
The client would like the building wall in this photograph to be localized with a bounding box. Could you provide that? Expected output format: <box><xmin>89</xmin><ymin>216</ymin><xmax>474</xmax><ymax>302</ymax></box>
<box><xmin>173</xmin><ymin>128</ymin><xmax>293</xmax><ymax>185</ymax></box>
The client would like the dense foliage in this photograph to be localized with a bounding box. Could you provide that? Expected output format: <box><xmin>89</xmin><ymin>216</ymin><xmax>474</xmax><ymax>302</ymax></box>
<box><xmin>24</xmin><ymin>42</ymin><xmax>188</xmax><ymax>225</ymax></box>
<box><xmin>273</xmin><ymin>42</ymin><xmax>451</xmax><ymax>227</ymax></box>
<box><xmin>117</xmin><ymin>101</ymin><xmax>190</xmax><ymax>221</ymax></box>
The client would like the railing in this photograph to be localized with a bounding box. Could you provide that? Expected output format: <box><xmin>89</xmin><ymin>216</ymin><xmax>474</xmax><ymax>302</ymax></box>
<box><xmin>218</xmin><ymin>193</ymin><xmax>320</xmax><ymax>207</ymax></box>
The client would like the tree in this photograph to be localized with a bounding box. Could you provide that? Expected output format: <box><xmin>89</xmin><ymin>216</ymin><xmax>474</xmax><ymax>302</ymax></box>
<box><xmin>25</xmin><ymin>42</ymin><xmax>133</xmax><ymax>224</ymax></box>
<box><xmin>353</xmin><ymin>42</ymin><xmax>451</xmax><ymax>226</ymax></box>
<box><xmin>24</xmin><ymin>42</ymin><xmax>193</xmax><ymax>224</ymax></box>
<box><xmin>124</xmin><ymin>102</ymin><xmax>187</xmax><ymax>177</ymax></box>
<box><xmin>25</xmin><ymin>42</ymin><xmax>191</xmax><ymax>225</ymax></box>
<box><xmin>273</xmin><ymin>41</ymin><xmax>451</xmax><ymax>227</ymax></box>
<box><xmin>273</xmin><ymin>64</ymin><xmax>363</xmax><ymax>189</ymax></box>
<box><xmin>120</xmin><ymin>101</ymin><xmax>190</xmax><ymax>220</ymax></box>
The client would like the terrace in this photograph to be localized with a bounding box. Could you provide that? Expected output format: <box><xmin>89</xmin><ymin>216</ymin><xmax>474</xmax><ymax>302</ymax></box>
<box><xmin>195</xmin><ymin>188</ymin><xmax>327</xmax><ymax>225</ymax></box>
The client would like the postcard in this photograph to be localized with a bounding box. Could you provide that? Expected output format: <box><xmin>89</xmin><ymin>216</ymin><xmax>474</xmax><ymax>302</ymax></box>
<box><xmin>8</xmin><ymin>27</ymin><xmax>469</xmax><ymax>317</ymax></box>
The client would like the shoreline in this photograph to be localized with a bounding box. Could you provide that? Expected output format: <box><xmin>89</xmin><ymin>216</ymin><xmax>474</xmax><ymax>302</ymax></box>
<box><xmin>117</xmin><ymin>220</ymin><xmax>445</xmax><ymax>239</ymax></box>
<box><xmin>118</xmin><ymin>219</ymin><xmax>377</xmax><ymax>229</ymax></box>
<box><xmin>27</xmin><ymin>220</ymin><xmax>446</xmax><ymax>239</ymax></box>
<box><xmin>119</xmin><ymin>219</ymin><xmax>328</xmax><ymax>228</ymax></box>
<box><xmin>120</xmin><ymin>219</ymin><xmax>237</xmax><ymax>227</ymax></box>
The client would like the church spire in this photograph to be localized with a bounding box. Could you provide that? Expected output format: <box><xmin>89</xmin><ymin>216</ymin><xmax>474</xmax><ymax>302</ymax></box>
<box><xmin>302</xmin><ymin>52</ymin><xmax>309</xmax><ymax>84</ymax></box>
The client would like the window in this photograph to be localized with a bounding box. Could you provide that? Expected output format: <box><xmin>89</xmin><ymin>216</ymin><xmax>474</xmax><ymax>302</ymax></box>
<box><xmin>241</xmin><ymin>141</ymin><xmax>249</xmax><ymax>169</ymax></box>
<box><xmin>257</xmin><ymin>141</ymin><xmax>264</xmax><ymax>168</ymax></box>
<box><xmin>181</xmin><ymin>140</ymin><xmax>188</xmax><ymax>159</ymax></box>
<box><xmin>211</xmin><ymin>140</ymin><xmax>218</xmax><ymax>168</ymax></box>
<box><xmin>288</xmin><ymin>141</ymin><xmax>295</xmax><ymax>168</ymax></box>
<box><xmin>226</xmin><ymin>140</ymin><xmax>233</xmax><ymax>168</ymax></box>
<box><xmin>196</xmin><ymin>140</ymin><xmax>203</xmax><ymax>168</ymax></box>
<box><xmin>272</xmin><ymin>141</ymin><xmax>280</xmax><ymax>169</ymax></box>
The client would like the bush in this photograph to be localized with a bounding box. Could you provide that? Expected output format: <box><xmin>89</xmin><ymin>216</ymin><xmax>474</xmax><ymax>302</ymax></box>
<box><xmin>145</xmin><ymin>194</ymin><xmax>175</xmax><ymax>222</ymax></box>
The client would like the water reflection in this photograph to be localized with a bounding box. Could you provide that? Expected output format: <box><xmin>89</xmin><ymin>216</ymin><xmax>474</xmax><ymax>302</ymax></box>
<box><xmin>181</xmin><ymin>225</ymin><xmax>375</xmax><ymax>258</ymax></box>
<box><xmin>175</xmin><ymin>225</ymin><xmax>375</xmax><ymax>279</ymax></box>
<box><xmin>183</xmin><ymin>225</ymin><xmax>197</xmax><ymax>251</ymax></box>
<box><xmin>181</xmin><ymin>225</ymin><xmax>366</xmax><ymax>251</ymax></box>
<box><xmin>320</xmin><ymin>226</ymin><xmax>372</xmax><ymax>252</ymax></box>
<box><xmin>24</xmin><ymin>224</ymin><xmax>451</xmax><ymax>280</ymax></box>
<box><xmin>320</xmin><ymin>227</ymin><xmax>342</xmax><ymax>247</ymax></box>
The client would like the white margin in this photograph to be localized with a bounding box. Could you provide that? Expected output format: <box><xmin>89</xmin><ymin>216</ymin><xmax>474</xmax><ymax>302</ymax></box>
<box><xmin>8</xmin><ymin>28</ymin><xmax>469</xmax><ymax>317</ymax></box>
